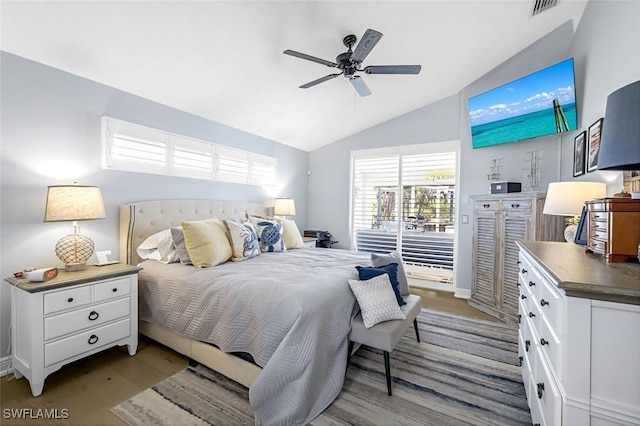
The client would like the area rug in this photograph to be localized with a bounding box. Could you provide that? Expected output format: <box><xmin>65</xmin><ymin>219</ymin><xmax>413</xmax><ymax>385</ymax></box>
<box><xmin>111</xmin><ymin>308</ymin><xmax>530</xmax><ymax>425</ymax></box>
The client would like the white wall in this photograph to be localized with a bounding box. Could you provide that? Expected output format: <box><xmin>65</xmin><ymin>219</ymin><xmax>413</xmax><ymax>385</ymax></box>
<box><xmin>309</xmin><ymin>0</ymin><xmax>640</xmax><ymax>297</ymax></box>
<box><xmin>0</xmin><ymin>53</ymin><xmax>309</xmax><ymax>361</ymax></box>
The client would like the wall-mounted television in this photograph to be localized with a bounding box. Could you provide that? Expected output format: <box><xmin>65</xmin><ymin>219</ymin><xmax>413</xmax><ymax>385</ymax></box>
<box><xmin>468</xmin><ymin>58</ymin><xmax>577</xmax><ymax>149</ymax></box>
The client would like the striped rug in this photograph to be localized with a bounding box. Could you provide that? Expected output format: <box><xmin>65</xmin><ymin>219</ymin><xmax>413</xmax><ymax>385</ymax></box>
<box><xmin>112</xmin><ymin>308</ymin><xmax>531</xmax><ymax>425</ymax></box>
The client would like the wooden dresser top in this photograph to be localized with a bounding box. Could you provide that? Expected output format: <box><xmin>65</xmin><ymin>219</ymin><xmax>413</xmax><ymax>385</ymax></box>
<box><xmin>516</xmin><ymin>241</ymin><xmax>640</xmax><ymax>305</ymax></box>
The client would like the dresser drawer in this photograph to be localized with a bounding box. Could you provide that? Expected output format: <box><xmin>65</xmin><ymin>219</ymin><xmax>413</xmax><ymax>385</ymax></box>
<box><xmin>538</xmin><ymin>279</ymin><xmax>564</xmax><ymax>336</ymax></box>
<box><xmin>539</xmin><ymin>315</ymin><xmax>563</xmax><ymax>382</ymax></box>
<box><xmin>501</xmin><ymin>199</ymin><xmax>532</xmax><ymax>212</ymax></box>
<box><xmin>45</xmin><ymin>318</ymin><xmax>131</xmax><ymax>367</ymax></box>
<box><xmin>587</xmin><ymin>239</ymin><xmax>607</xmax><ymax>255</ymax></box>
<box><xmin>94</xmin><ymin>277</ymin><xmax>131</xmax><ymax>302</ymax></box>
<box><xmin>535</xmin><ymin>346</ymin><xmax>562</xmax><ymax>426</ymax></box>
<box><xmin>44</xmin><ymin>286</ymin><xmax>91</xmax><ymax>315</ymax></box>
<box><xmin>475</xmin><ymin>200</ymin><xmax>500</xmax><ymax>211</ymax></box>
<box><xmin>44</xmin><ymin>298</ymin><xmax>131</xmax><ymax>341</ymax></box>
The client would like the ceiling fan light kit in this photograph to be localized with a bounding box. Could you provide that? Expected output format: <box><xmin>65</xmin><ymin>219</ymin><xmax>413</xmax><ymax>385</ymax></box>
<box><xmin>283</xmin><ymin>29</ymin><xmax>421</xmax><ymax>97</ymax></box>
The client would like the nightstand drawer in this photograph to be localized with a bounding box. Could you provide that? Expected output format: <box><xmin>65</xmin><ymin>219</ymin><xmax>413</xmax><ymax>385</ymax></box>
<box><xmin>45</xmin><ymin>318</ymin><xmax>131</xmax><ymax>367</ymax></box>
<box><xmin>44</xmin><ymin>286</ymin><xmax>91</xmax><ymax>315</ymax></box>
<box><xmin>94</xmin><ymin>278</ymin><xmax>131</xmax><ymax>302</ymax></box>
<box><xmin>44</xmin><ymin>298</ymin><xmax>131</xmax><ymax>341</ymax></box>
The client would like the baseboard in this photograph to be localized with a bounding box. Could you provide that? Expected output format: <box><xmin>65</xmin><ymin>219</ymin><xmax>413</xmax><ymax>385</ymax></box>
<box><xmin>454</xmin><ymin>288</ymin><xmax>471</xmax><ymax>299</ymax></box>
<box><xmin>0</xmin><ymin>355</ymin><xmax>12</xmax><ymax>377</ymax></box>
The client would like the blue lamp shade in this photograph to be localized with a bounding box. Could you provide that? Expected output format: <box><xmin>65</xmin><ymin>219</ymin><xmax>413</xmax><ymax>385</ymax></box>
<box><xmin>597</xmin><ymin>80</ymin><xmax>640</xmax><ymax>170</ymax></box>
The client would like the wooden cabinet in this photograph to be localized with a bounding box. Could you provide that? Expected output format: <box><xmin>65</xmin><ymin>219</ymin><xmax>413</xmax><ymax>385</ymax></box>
<box><xmin>470</xmin><ymin>193</ymin><xmax>563</xmax><ymax>323</ymax></box>
<box><xmin>586</xmin><ymin>198</ymin><xmax>640</xmax><ymax>262</ymax></box>
<box><xmin>517</xmin><ymin>242</ymin><xmax>640</xmax><ymax>425</ymax></box>
<box><xmin>5</xmin><ymin>264</ymin><xmax>140</xmax><ymax>397</ymax></box>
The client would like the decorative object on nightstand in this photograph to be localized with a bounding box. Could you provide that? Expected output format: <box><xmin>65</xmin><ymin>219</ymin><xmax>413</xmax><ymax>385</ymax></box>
<box><xmin>585</xmin><ymin>197</ymin><xmax>640</xmax><ymax>262</ymax></box>
<box><xmin>5</xmin><ymin>263</ymin><xmax>141</xmax><ymax>397</ymax></box>
<box><xmin>543</xmin><ymin>181</ymin><xmax>606</xmax><ymax>242</ymax></box>
<box><xmin>274</xmin><ymin>198</ymin><xmax>296</xmax><ymax>218</ymax></box>
<box><xmin>597</xmin><ymin>80</ymin><xmax>640</xmax><ymax>198</ymax></box>
<box><xmin>44</xmin><ymin>184</ymin><xmax>106</xmax><ymax>271</ymax></box>
<box><xmin>302</xmin><ymin>236</ymin><xmax>317</xmax><ymax>248</ymax></box>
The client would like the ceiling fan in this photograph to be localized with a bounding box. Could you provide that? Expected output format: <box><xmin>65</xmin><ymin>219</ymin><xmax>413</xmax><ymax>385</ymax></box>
<box><xmin>283</xmin><ymin>29</ymin><xmax>421</xmax><ymax>97</ymax></box>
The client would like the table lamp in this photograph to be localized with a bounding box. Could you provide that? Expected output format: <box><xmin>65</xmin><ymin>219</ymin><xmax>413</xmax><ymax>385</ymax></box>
<box><xmin>44</xmin><ymin>185</ymin><xmax>106</xmax><ymax>271</ymax></box>
<box><xmin>274</xmin><ymin>198</ymin><xmax>296</xmax><ymax>218</ymax></box>
<box><xmin>543</xmin><ymin>181</ymin><xmax>606</xmax><ymax>242</ymax></box>
<box><xmin>597</xmin><ymin>80</ymin><xmax>640</xmax><ymax>198</ymax></box>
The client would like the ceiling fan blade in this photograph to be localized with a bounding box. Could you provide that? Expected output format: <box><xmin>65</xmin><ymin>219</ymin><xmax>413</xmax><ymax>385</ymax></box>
<box><xmin>350</xmin><ymin>29</ymin><xmax>383</xmax><ymax>63</ymax></box>
<box><xmin>364</xmin><ymin>65</ymin><xmax>422</xmax><ymax>74</ymax></box>
<box><xmin>283</xmin><ymin>50</ymin><xmax>337</xmax><ymax>68</ymax></box>
<box><xmin>350</xmin><ymin>76</ymin><xmax>371</xmax><ymax>97</ymax></box>
<box><xmin>300</xmin><ymin>73</ymin><xmax>342</xmax><ymax>89</ymax></box>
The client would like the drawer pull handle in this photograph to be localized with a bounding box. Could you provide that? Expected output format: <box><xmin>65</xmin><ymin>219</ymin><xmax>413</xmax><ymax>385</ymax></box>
<box><xmin>528</xmin><ymin>312</ymin><xmax>535</xmax><ymax>318</ymax></box>
<box><xmin>518</xmin><ymin>356</ymin><xmax>523</xmax><ymax>367</ymax></box>
<box><xmin>537</xmin><ymin>382</ymin><xmax>545</xmax><ymax>399</ymax></box>
<box><xmin>518</xmin><ymin>314</ymin><xmax>521</xmax><ymax>324</ymax></box>
<box><xmin>516</xmin><ymin>282</ymin><xmax>521</xmax><ymax>287</ymax></box>
<box><xmin>521</xmin><ymin>294</ymin><xmax>527</xmax><ymax>300</ymax></box>
<box><xmin>88</xmin><ymin>335</ymin><xmax>99</xmax><ymax>345</ymax></box>
<box><xmin>525</xmin><ymin>340</ymin><xmax>530</xmax><ymax>352</ymax></box>
<box><xmin>521</xmin><ymin>268</ymin><xmax>527</xmax><ymax>274</ymax></box>
<box><xmin>483</xmin><ymin>203</ymin><xmax>490</xmax><ymax>208</ymax></box>
<box><xmin>67</xmin><ymin>297</ymin><xmax>74</xmax><ymax>303</ymax></box>
<box><xmin>540</xmin><ymin>299</ymin><xmax>549</xmax><ymax>307</ymax></box>
<box><xmin>529</xmin><ymin>281</ymin><xmax>536</xmax><ymax>287</ymax></box>
<box><xmin>517</xmin><ymin>260</ymin><xmax>521</xmax><ymax>265</ymax></box>
<box><xmin>540</xmin><ymin>338</ymin><xmax>549</xmax><ymax>346</ymax></box>
<box><xmin>511</xmin><ymin>203</ymin><xmax>520</xmax><ymax>208</ymax></box>
<box><xmin>88</xmin><ymin>311</ymin><xmax>99</xmax><ymax>321</ymax></box>
<box><xmin>112</xmin><ymin>288</ymin><xmax>118</xmax><ymax>293</ymax></box>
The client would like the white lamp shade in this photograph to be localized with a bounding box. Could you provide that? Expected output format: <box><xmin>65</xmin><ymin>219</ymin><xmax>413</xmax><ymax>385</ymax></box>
<box><xmin>274</xmin><ymin>198</ymin><xmax>296</xmax><ymax>216</ymax></box>
<box><xmin>543</xmin><ymin>182</ymin><xmax>606</xmax><ymax>216</ymax></box>
<box><xmin>44</xmin><ymin>185</ymin><xmax>106</xmax><ymax>222</ymax></box>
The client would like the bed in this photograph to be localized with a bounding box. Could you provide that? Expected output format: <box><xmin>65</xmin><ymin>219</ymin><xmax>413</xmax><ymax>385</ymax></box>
<box><xmin>119</xmin><ymin>199</ymin><xmax>370</xmax><ymax>425</ymax></box>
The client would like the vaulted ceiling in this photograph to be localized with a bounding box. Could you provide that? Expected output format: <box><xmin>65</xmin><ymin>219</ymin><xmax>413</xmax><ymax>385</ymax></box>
<box><xmin>1</xmin><ymin>1</ymin><xmax>588</xmax><ymax>151</ymax></box>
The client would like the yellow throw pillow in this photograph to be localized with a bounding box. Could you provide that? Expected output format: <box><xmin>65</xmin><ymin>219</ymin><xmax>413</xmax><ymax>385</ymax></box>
<box><xmin>280</xmin><ymin>218</ymin><xmax>305</xmax><ymax>249</ymax></box>
<box><xmin>182</xmin><ymin>218</ymin><xmax>232</xmax><ymax>268</ymax></box>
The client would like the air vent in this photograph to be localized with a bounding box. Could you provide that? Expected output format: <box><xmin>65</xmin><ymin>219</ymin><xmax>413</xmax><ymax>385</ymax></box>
<box><xmin>532</xmin><ymin>0</ymin><xmax>559</xmax><ymax>16</ymax></box>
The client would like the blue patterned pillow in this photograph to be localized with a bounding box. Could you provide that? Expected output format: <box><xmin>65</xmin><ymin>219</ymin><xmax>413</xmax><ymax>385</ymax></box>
<box><xmin>355</xmin><ymin>263</ymin><xmax>405</xmax><ymax>305</ymax></box>
<box><xmin>224</xmin><ymin>220</ymin><xmax>261</xmax><ymax>261</ymax></box>
<box><xmin>248</xmin><ymin>216</ymin><xmax>286</xmax><ymax>252</ymax></box>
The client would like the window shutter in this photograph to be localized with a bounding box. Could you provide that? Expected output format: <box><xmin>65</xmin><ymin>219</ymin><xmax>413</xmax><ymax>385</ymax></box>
<box><xmin>217</xmin><ymin>145</ymin><xmax>250</xmax><ymax>184</ymax></box>
<box><xmin>250</xmin><ymin>153</ymin><xmax>277</xmax><ymax>186</ymax></box>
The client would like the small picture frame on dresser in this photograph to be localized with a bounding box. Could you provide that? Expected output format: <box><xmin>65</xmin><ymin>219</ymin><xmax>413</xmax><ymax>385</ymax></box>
<box><xmin>574</xmin><ymin>205</ymin><xmax>588</xmax><ymax>245</ymax></box>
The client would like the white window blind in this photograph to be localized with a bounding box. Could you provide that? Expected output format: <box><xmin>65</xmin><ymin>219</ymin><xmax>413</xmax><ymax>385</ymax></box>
<box><xmin>351</xmin><ymin>148</ymin><xmax>456</xmax><ymax>272</ymax></box>
<box><xmin>102</xmin><ymin>116</ymin><xmax>276</xmax><ymax>186</ymax></box>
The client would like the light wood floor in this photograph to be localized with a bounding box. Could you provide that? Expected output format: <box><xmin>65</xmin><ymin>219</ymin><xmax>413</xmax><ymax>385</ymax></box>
<box><xmin>1</xmin><ymin>290</ymin><xmax>495</xmax><ymax>425</ymax></box>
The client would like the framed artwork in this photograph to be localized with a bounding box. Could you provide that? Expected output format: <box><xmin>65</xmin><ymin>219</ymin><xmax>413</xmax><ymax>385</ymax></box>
<box><xmin>573</xmin><ymin>131</ymin><xmax>586</xmax><ymax>177</ymax></box>
<box><xmin>587</xmin><ymin>118</ymin><xmax>603</xmax><ymax>172</ymax></box>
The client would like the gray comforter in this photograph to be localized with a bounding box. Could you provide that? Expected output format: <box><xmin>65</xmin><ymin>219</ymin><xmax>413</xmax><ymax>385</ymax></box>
<box><xmin>138</xmin><ymin>248</ymin><xmax>370</xmax><ymax>425</ymax></box>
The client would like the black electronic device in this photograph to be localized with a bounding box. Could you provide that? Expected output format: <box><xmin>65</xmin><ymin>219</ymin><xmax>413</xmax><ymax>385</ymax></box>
<box><xmin>490</xmin><ymin>182</ymin><xmax>522</xmax><ymax>194</ymax></box>
<box><xmin>304</xmin><ymin>230</ymin><xmax>338</xmax><ymax>248</ymax></box>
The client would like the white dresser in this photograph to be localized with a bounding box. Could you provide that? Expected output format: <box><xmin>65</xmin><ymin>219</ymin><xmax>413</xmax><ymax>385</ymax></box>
<box><xmin>516</xmin><ymin>241</ymin><xmax>640</xmax><ymax>426</ymax></box>
<box><xmin>5</xmin><ymin>264</ymin><xmax>141</xmax><ymax>397</ymax></box>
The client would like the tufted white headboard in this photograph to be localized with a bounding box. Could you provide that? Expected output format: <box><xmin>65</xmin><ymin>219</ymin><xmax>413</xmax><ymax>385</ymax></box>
<box><xmin>119</xmin><ymin>199</ymin><xmax>269</xmax><ymax>265</ymax></box>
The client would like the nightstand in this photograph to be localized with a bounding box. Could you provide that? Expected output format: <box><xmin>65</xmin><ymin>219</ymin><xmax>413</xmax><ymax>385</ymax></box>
<box><xmin>4</xmin><ymin>263</ymin><xmax>141</xmax><ymax>397</ymax></box>
<box><xmin>303</xmin><ymin>236</ymin><xmax>317</xmax><ymax>248</ymax></box>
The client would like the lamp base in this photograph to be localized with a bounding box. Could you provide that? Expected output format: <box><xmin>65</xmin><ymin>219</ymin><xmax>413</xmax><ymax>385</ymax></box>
<box><xmin>55</xmin><ymin>233</ymin><xmax>95</xmax><ymax>272</ymax></box>
<box><xmin>613</xmin><ymin>190</ymin><xmax>632</xmax><ymax>198</ymax></box>
<box><xmin>563</xmin><ymin>224</ymin><xmax>577</xmax><ymax>243</ymax></box>
<box><xmin>64</xmin><ymin>262</ymin><xmax>87</xmax><ymax>272</ymax></box>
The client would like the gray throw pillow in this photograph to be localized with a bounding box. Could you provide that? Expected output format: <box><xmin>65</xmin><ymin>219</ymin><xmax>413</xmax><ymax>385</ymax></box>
<box><xmin>371</xmin><ymin>251</ymin><xmax>409</xmax><ymax>296</ymax></box>
<box><xmin>170</xmin><ymin>227</ymin><xmax>192</xmax><ymax>265</ymax></box>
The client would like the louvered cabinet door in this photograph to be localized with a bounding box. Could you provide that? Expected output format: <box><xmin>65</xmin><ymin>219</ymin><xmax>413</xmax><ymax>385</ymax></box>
<box><xmin>500</xmin><ymin>212</ymin><xmax>529</xmax><ymax>322</ymax></box>
<box><xmin>470</xmin><ymin>209</ymin><xmax>498</xmax><ymax>316</ymax></box>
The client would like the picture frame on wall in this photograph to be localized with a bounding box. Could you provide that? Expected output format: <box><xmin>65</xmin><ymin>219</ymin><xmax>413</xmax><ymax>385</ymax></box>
<box><xmin>573</xmin><ymin>131</ymin><xmax>586</xmax><ymax>177</ymax></box>
<box><xmin>587</xmin><ymin>118</ymin><xmax>603</xmax><ymax>172</ymax></box>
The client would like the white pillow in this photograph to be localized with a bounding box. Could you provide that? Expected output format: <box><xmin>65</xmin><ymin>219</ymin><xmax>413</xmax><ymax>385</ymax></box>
<box><xmin>348</xmin><ymin>274</ymin><xmax>406</xmax><ymax>329</ymax></box>
<box><xmin>279</xmin><ymin>218</ymin><xmax>305</xmax><ymax>249</ymax></box>
<box><xmin>136</xmin><ymin>229</ymin><xmax>180</xmax><ymax>264</ymax></box>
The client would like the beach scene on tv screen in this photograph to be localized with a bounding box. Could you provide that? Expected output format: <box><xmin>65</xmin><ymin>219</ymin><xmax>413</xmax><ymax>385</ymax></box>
<box><xmin>469</xmin><ymin>58</ymin><xmax>577</xmax><ymax>149</ymax></box>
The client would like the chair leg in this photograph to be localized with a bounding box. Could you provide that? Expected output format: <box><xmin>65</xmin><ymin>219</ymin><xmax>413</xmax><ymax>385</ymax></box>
<box><xmin>347</xmin><ymin>341</ymin><xmax>354</xmax><ymax>365</ymax></box>
<box><xmin>413</xmin><ymin>318</ymin><xmax>421</xmax><ymax>342</ymax></box>
<box><xmin>384</xmin><ymin>351</ymin><xmax>392</xmax><ymax>396</ymax></box>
